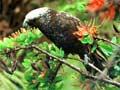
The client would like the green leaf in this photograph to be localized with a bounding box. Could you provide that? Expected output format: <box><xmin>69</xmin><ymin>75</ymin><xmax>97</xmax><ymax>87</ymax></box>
<box><xmin>49</xmin><ymin>44</ymin><xmax>64</xmax><ymax>58</ymax></box>
<box><xmin>98</xmin><ymin>41</ymin><xmax>113</xmax><ymax>56</ymax></box>
<box><xmin>105</xmin><ymin>85</ymin><xmax>120</xmax><ymax>90</ymax></box>
<box><xmin>56</xmin><ymin>81</ymin><xmax>63</xmax><ymax>90</ymax></box>
<box><xmin>39</xmin><ymin>42</ymin><xmax>49</xmax><ymax>50</ymax></box>
<box><xmin>76</xmin><ymin>2</ymin><xmax>85</xmax><ymax>12</ymax></box>
<box><xmin>22</xmin><ymin>59</ymin><xmax>32</xmax><ymax>68</ymax></box>
<box><xmin>91</xmin><ymin>44</ymin><xmax>97</xmax><ymax>53</ymax></box>
<box><xmin>24</xmin><ymin>68</ymin><xmax>33</xmax><ymax>81</ymax></box>
<box><xmin>16</xmin><ymin>33</ymin><xmax>26</xmax><ymax>42</ymax></box>
<box><xmin>0</xmin><ymin>41</ymin><xmax>6</xmax><ymax>51</ymax></box>
<box><xmin>81</xmin><ymin>35</ymin><xmax>93</xmax><ymax>44</ymax></box>
<box><xmin>3</xmin><ymin>38</ymin><xmax>14</xmax><ymax>48</ymax></box>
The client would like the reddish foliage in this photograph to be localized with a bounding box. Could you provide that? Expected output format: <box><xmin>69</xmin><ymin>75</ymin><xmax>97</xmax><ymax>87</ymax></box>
<box><xmin>86</xmin><ymin>0</ymin><xmax>104</xmax><ymax>12</ymax></box>
<box><xmin>87</xmin><ymin>0</ymin><xmax>116</xmax><ymax>20</ymax></box>
<box><xmin>73</xmin><ymin>24</ymin><xmax>97</xmax><ymax>40</ymax></box>
<box><xmin>99</xmin><ymin>4</ymin><xmax>115</xmax><ymax>20</ymax></box>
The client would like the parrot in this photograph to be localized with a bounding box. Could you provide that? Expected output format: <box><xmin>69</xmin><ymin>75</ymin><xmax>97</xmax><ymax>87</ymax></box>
<box><xmin>23</xmin><ymin>7</ymin><xmax>105</xmax><ymax>75</ymax></box>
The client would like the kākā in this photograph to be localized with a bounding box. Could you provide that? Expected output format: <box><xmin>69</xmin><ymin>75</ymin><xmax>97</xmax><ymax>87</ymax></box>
<box><xmin>23</xmin><ymin>7</ymin><xmax>104</xmax><ymax>70</ymax></box>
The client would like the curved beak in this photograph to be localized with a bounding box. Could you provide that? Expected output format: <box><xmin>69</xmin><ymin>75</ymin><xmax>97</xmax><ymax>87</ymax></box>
<box><xmin>22</xmin><ymin>19</ymin><xmax>29</xmax><ymax>28</ymax></box>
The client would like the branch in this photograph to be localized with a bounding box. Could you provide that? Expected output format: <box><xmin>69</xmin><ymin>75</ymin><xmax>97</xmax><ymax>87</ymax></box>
<box><xmin>95</xmin><ymin>36</ymin><xmax>120</xmax><ymax>47</ymax></box>
<box><xmin>31</xmin><ymin>45</ymin><xmax>120</xmax><ymax>88</ymax></box>
<box><xmin>0</xmin><ymin>58</ymin><xmax>12</xmax><ymax>74</ymax></box>
<box><xmin>4</xmin><ymin>45</ymin><xmax>120</xmax><ymax>87</ymax></box>
<box><xmin>59</xmin><ymin>55</ymin><xmax>110</xmax><ymax>79</ymax></box>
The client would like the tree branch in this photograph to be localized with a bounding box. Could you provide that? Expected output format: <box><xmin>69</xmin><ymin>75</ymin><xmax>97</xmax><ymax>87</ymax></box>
<box><xmin>95</xmin><ymin>36</ymin><xmax>120</xmax><ymax>47</ymax></box>
<box><xmin>4</xmin><ymin>45</ymin><xmax>120</xmax><ymax>87</ymax></box>
<box><xmin>31</xmin><ymin>45</ymin><xmax>120</xmax><ymax>88</ymax></box>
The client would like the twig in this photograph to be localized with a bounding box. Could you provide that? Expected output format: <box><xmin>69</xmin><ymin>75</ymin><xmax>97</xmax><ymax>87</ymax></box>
<box><xmin>113</xmin><ymin>24</ymin><xmax>120</xmax><ymax>34</ymax></box>
<box><xmin>85</xmin><ymin>74</ymin><xmax>120</xmax><ymax>87</ymax></box>
<box><xmin>0</xmin><ymin>58</ymin><xmax>12</xmax><ymax>74</ymax></box>
<box><xmin>49</xmin><ymin>62</ymin><xmax>62</xmax><ymax>82</ymax></box>
<box><xmin>31</xmin><ymin>45</ymin><xmax>120</xmax><ymax>87</ymax></box>
<box><xmin>67</xmin><ymin>56</ymin><xmax>110</xmax><ymax>79</ymax></box>
<box><xmin>4</xmin><ymin>45</ymin><xmax>120</xmax><ymax>87</ymax></box>
<box><xmin>31</xmin><ymin>45</ymin><xmax>85</xmax><ymax>74</ymax></box>
<box><xmin>95</xmin><ymin>36</ymin><xmax>120</xmax><ymax>47</ymax></box>
<box><xmin>11</xmin><ymin>49</ymin><xmax>26</xmax><ymax>72</ymax></box>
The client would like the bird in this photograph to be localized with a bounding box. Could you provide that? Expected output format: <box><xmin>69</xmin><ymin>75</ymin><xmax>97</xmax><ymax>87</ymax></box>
<box><xmin>23</xmin><ymin>7</ymin><xmax>104</xmax><ymax>73</ymax></box>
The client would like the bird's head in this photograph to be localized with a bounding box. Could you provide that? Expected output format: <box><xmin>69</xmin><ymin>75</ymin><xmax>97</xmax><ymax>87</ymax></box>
<box><xmin>23</xmin><ymin>7</ymin><xmax>56</xmax><ymax>29</ymax></box>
